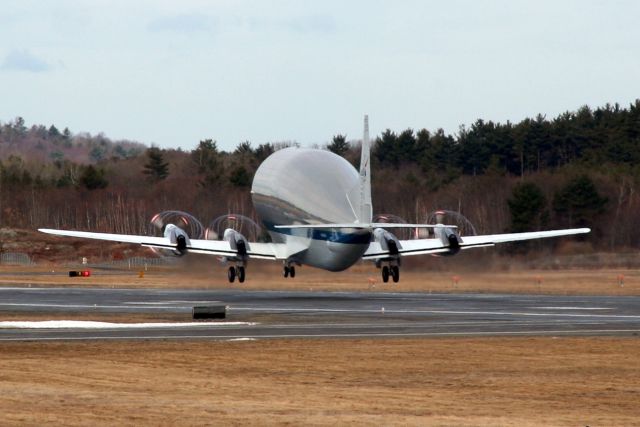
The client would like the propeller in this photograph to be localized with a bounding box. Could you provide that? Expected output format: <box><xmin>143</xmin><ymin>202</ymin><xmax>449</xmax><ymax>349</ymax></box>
<box><xmin>147</xmin><ymin>211</ymin><xmax>205</xmax><ymax>256</ymax></box>
<box><xmin>372</xmin><ymin>213</ymin><xmax>413</xmax><ymax>240</ymax></box>
<box><xmin>426</xmin><ymin>210</ymin><xmax>477</xmax><ymax>237</ymax></box>
<box><xmin>205</xmin><ymin>214</ymin><xmax>263</xmax><ymax>241</ymax></box>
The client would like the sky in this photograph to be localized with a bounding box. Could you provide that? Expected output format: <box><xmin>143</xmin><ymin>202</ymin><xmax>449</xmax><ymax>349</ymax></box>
<box><xmin>1</xmin><ymin>0</ymin><xmax>639</xmax><ymax>151</ymax></box>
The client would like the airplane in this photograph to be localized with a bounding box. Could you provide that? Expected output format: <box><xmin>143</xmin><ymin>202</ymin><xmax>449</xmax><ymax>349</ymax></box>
<box><xmin>39</xmin><ymin>116</ymin><xmax>590</xmax><ymax>283</ymax></box>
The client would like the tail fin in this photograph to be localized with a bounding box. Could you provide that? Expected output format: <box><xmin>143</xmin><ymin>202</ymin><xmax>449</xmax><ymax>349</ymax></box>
<box><xmin>358</xmin><ymin>115</ymin><xmax>372</xmax><ymax>223</ymax></box>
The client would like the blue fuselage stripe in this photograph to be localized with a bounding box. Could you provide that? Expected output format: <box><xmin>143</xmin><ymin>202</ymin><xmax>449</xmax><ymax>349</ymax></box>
<box><xmin>264</xmin><ymin>223</ymin><xmax>371</xmax><ymax>245</ymax></box>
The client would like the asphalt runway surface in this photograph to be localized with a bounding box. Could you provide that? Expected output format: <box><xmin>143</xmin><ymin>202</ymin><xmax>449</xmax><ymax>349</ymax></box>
<box><xmin>1</xmin><ymin>286</ymin><xmax>639</xmax><ymax>341</ymax></box>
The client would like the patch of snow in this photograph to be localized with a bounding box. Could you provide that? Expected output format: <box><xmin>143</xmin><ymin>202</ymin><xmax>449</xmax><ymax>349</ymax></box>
<box><xmin>0</xmin><ymin>320</ymin><xmax>255</xmax><ymax>329</ymax></box>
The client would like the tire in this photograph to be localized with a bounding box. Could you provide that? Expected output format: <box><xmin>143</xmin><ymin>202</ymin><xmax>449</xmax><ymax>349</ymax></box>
<box><xmin>227</xmin><ymin>266</ymin><xmax>236</xmax><ymax>283</ymax></box>
<box><xmin>284</xmin><ymin>266</ymin><xmax>289</xmax><ymax>278</ymax></box>
<box><xmin>391</xmin><ymin>266</ymin><xmax>400</xmax><ymax>283</ymax></box>
<box><xmin>290</xmin><ymin>266</ymin><xmax>296</xmax><ymax>278</ymax></box>
<box><xmin>238</xmin><ymin>266</ymin><xmax>245</xmax><ymax>283</ymax></box>
<box><xmin>382</xmin><ymin>266</ymin><xmax>389</xmax><ymax>283</ymax></box>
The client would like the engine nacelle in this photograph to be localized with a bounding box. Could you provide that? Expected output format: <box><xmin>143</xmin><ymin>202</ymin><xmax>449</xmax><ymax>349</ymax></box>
<box><xmin>373</xmin><ymin>228</ymin><xmax>401</xmax><ymax>261</ymax></box>
<box><xmin>163</xmin><ymin>224</ymin><xmax>191</xmax><ymax>256</ymax></box>
<box><xmin>433</xmin><ymin>224</ymin><xmax>460</xmax><ymax>256</ymax></box>
<box><xmin>223</xmin><ymin>228</ymin><xmax>249</xmax><ymax>261</ymax></box>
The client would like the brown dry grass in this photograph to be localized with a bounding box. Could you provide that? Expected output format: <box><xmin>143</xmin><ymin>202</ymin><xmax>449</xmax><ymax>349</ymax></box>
<box><xmin>1</xmin><ymin>338</ymin><xmax>639</xmax><ymax>426</ymax></box>
<box><xmin>1</xmin><ymin>263</ymin><xmax>639</xmax><ymax>295</ymax></box>
<box><xmin>2</xmin><ymin>264</ymin><xmax>639</xmax><ymax>425</ymax></box>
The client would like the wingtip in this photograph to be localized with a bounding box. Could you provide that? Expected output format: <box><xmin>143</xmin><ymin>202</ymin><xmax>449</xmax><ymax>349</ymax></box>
<box><xmin>38</xmin><ymin>228</ymin><xmax>58</xmax><ymax>234</ymax></box>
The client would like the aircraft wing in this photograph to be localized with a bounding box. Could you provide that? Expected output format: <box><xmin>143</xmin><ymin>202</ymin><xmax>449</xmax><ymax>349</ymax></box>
<box><xmin>38</xmin><ymin>229</ymin><xmax>283</xmax><ymax>260</ymax></box>
<box><xmin>455</xmin><ymin>228</ymin><xmax>591</xmax><ymax>247</ymax></box>
<box><xmin>363</xmin><ymin>239</ymin><xmax>453</xmax><ymax>259</ymax></box>
<box><xmin>362</xmin><ymin>228</ymin><xmax>590</xmax><ymax>260</ymax></box>
<box><xmin>187</xmin><ymin>240</ymin><xmax>283</xmax><ymax>260</ymax></box>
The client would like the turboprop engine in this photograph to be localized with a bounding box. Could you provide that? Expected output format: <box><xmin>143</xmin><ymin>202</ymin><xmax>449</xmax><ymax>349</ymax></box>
<box><xmin>432</xmin><ymin>210</ymin><xmax>461</xmax><ymax>256</ymax></box>
<box><xmin>149</xmin><ymin>210</ymin><xmax>204</xmax><ymax>257</ymax></box>
<box><xmin>372</xmin><ymin>228</ymin><xmax>401</xmax><ymax>259</ymax></box>
<box><xmin>163</xmin><ymin>223</ymin><xmax>191</xmax><ymax>256</ymax></box>
<box><xmin>222</xmin><ymin>228</ymin><xmax>249</xmax><ymax>259</ymax></box>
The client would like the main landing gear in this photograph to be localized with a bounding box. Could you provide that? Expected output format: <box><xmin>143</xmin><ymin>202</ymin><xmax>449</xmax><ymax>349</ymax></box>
<box><xmin>283</xmin><ymin>265</ymin><xmax>296</xmax><ymax>278</ymax></box>
<box><xmin>380</xmin><ymin>264</ymin><xmax>400</xmax><ymax>283</ymax></box>
<box><xmin>227</xmin><ymin>265</ymin><xmax>245</xmax><ymax>283</ymax></box>
<box><xmin>283</xmin><ymin>261</ymin><xmax>298</xmax><ymax>279</ymax></box>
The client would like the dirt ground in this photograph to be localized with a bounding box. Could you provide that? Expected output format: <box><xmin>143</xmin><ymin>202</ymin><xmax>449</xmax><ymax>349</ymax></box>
<box><xmin>0</xmin><ymin>337</ymin><xmax>638</xmax><ymax>426</ymax></box>
<box><xmin>1</xmin><ymin>263</ymin><xmax>638</xmax><ymax>295</ymax></box>
<box><xmin>2</xmin><ymin>263</ymin><xmax>640</xmax><ymax>425</ymax></box>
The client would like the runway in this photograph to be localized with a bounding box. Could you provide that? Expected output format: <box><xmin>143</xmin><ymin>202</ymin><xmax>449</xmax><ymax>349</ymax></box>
<box><xmin>1</xmin><ymin>286</ymin><xmax>639</xmax><ymax>341</ymax></box>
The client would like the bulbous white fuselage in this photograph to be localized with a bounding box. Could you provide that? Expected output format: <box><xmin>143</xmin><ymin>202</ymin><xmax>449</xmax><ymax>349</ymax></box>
<box><xmin>251</xmin><ymin>148</ymin><xmax>371</xmax><ymax>271</ymax></box>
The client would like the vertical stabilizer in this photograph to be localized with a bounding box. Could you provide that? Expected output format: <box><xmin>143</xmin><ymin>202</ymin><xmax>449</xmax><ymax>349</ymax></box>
<box><xmin>359</xmin><ymin>115</ymin><xmax>373</xmax><ymax>222</ymax></box>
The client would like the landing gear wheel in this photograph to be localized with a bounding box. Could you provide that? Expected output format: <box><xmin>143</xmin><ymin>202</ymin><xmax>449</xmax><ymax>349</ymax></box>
<box><xmin>382</xmin><ymin>266</ymin><xmax>389</xmax><ymax>283</ymax></box>
<box><xmin>237</xmin><ymin>266</ymin><xmax>245</xmax><ymax>283</ymax></box>
<box><xmin>289</xmin><ymin>266</ymin><xmax>296</xmax><ymax>278</ymax></box>
<box><xmin>391</xmin><ymin>266</ymin><xmax>400</xmax><ymax>283</ymax></box>
<box><xmin>283</xmin><ymin>266</ymin><xmax>290</xmax><ymax>278</ymax></box>
<box><xmin>227</xmin><ymin>266</ymin><xmax>236</xmax><ymax>283</ymax></box>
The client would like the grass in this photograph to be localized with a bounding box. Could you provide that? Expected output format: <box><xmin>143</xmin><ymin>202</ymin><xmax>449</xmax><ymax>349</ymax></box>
<box><xmin>1</xmin><ymin>337</ymin><xmax>639</xmax><ymax>426</ymax></box>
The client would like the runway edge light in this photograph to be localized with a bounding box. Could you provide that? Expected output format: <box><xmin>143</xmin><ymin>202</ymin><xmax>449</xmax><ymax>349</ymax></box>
<box><xmin>69</xmin><ymin>270</ymin><xmax>91</xmax><ymax>277</ymax></box>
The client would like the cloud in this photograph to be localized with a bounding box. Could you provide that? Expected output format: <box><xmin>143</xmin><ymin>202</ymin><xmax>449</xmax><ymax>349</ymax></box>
<box><xmin>1</xmin><ymin>49</ymin><xmax>52</xmax><ymax>72</ymax></box>
<box><xmin>147</xmin><ymin>14</ymin><xmax>216</xmax><ymax>34</ymax></box>
<box><xmin>284</xmin><ymin>14</ymin><xmax>336</xmax><ymax>34</ymax></box>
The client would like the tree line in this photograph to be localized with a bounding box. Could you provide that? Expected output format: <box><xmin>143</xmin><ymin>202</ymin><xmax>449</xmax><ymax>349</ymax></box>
<box><xmin>1</xmin><ymin>100</ymin><xmax>639</xmax><ymax>253</ymax></box>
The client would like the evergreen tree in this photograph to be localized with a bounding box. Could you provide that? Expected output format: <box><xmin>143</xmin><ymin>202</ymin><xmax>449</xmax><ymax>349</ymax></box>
<box><xmin>396</xmin><ymin>129</ymin><xmax>417</xmax><ymax>164</ymax></box>
<box><xmin>48</xmin><ymin>125</ymin><xmax>60</xmax><ymax>139</ymax></box>
<box><xmin>143</xmin><ymin>146</ymin><xmax>169</xmax><ymax>182</ymax></box>
<box><xmin>89</xmin><ymin>146</ymin><xmax>106</xmax><ymax>162</ymax></box>
<box><xmin>327</xmin><ymin>134</ymin><xmax>349</xmax><ymax>157</ymax></box>
<box><xmin>229</xmin><ymin>166</ymin><xmax>251</xmax><ymax>187</ymax></box>
<box><xmin>234</xmin><ymin>141</ymin><xmax>256</xmax><ymax>167</ymax></box>
<box><xmin>80</xmin><ymin>165</ymin><xmax>108</xmax><ymax>190</ymax></box>
<box><xmin>234</xmin><ymin>141</ymin><xmax>254</xmax><ymax>157</ymax></box>
<box><xmin>553</xmin><ymin>175</ymin><xmax>607</xmax><ymax>227</ymax></box>
<box><xmin>191</xmin><ymin>139</ymin><xmax>222</xmax><ymax>186</ymax></box>
<box><xmin>374</xmin><ymin>129</ymin><xmax>399</xmax><ymax>167</ymax></box>
<box><xmin>62</xmin><ymin>127</ymin><xmax>72</xmax><ymax>147</ymax></box>
<box><xmin>508</xmin><ymin>182</ymin><xmax>548</xmax><ymax>232</ymax></box>
<box><xmin>255</xmin><ymin>143</ymin><xmax>274</xmax><ymax>162</ymax></box>
<box><xmin>13</xmin><ymin>117</ymin><xmax>27</xmax><ymax>136</ymax></box>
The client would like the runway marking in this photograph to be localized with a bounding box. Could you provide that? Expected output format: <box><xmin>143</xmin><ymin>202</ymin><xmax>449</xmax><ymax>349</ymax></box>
<box><xmin>229</xmin><ymin>306</ymin><xmax>640</xmax><ymax>319</ymax></box>
<box><xmin>124</xmin><ymin>301</ymin><xmax>223</xmax><ymax>305</ymax></box>
<box><xmin>532</xmin><ymin>307</ymin><xmax>612</xmax><ymax>310</ymax></box>
<box><xmin>0</xmin><ymin>320</ymin><xmax>256</xmax><ymax>329</ymax></box>
<box><xmin>256</xmin><ymin>321</ymin><xmax>606</xmax><ymax>329</ymax></box>
<box><xmin>1</xmin><ymin>328</ymin><xmax>639</xmax><ymax>342</ymax></box>
<box><xmin>0</xmin><ymin>303</ymin><xmax>191</xmax><ymax>310</ymax></box>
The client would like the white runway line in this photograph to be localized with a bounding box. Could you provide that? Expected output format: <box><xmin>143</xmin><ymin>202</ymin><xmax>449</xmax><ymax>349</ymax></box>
<box><xmin>1</xmin><ymin>328</ymin><xmax>639</xmax><ymax>342</ymax></box>
<box><xmin>0</xmin><ymin>303</ymin><xmax>190</xmax><ymax>310</ymax></box>
<box><xmin>0</xmin><ymin>320</ymin><xmax>256</xmax><ymax>329</ymax></box>
<box><xmin>124</xmin><ymin>301</ymin><xmax>223</xmax><ymax>305</ymax></box>
<box><xmin>533</xmin><ymin>306</ymin><xmax>612</xmax><ymax>310</ymax></box>
<box><xmin>229</xmin><ymin>306</ymin><xmax>640</xmax><ymax>319</ymax></box>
